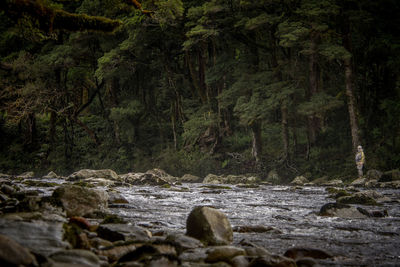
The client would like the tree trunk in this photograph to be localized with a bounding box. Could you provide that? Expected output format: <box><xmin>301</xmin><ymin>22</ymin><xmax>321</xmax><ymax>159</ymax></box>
<box><xmin>281</xmin><ymin>101</ymin><xmax>289</xmax><ymax>160</ymax></box>
<box><xmin>307</xmin><ymin>37</ymin><xmax>320</xmax><ymax>146</ymax></box>
<box><xmin>344</xmin><ymin>57</ymin><xmax>360</xmax><ymax>152</ymax></box>
<box><xmin>343</xmin><ymin>21</ymin><xmax>360</xmax><ymax>152</ymax></box>
<box><xmin>251</xmin><ymin>121</ymin><xmax>262</xmax><ymax>162</ymax></box>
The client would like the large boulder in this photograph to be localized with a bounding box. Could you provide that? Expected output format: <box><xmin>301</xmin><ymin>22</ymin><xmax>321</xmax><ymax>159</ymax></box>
<box><xmin>96</xmin><ymin>224</ymin><xmax>151</xmax><ymax>242</ymax></box>
<box><xmin>366</xmin><ymin>169</ymin><xmax>383</xmax><ymax>180</ymax></box>
<box><xmin>336</xmin><ymin>191</ymin><xmax>379</xmax><ymax>206</ymax></box>
<box><xmin>290</xmin><ymin>176</ymin><xmax>309</xmax><ymax>186</ymax></box>
<box><xmin>68</xmin><ymin>169</ymin><xmax>119</xmax><ymax>181</ymax></box>
<box><xmin>186</xmin><ymin>206</ymin><xmax>233</xmax><ymax>246</ymax></box>
<box><xmin>0</xmin><ymin>218</ymin><xmax>70</xmax><ymax>256</ymax></box>
<box><xmin>52</xmin><ymin>185</ymin><xmax>109</xmax><ymax>217</ymax></box>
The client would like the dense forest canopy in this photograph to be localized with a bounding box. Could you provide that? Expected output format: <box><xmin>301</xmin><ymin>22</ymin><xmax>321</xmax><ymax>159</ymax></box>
<box><xmin>0</xmin><ymin>0</ymin><xmax>399</xmax><ymax>181</ymax></box>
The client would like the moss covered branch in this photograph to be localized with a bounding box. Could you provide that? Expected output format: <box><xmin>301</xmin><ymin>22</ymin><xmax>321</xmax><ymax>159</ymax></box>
<box><xmin>1</xmin><ymin>0</ymin><xmax>122</xmax><ymax>32</ymax></box>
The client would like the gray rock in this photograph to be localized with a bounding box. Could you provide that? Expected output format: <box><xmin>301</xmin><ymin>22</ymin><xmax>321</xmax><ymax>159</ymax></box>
<box><xmin>0</xmin><ymin>218</ymin><xmax>70</xmax><ymax>256</ymax></box>
<box><xmin>50</xmin><ymin>249</ymin><xmax>101</xmax><ymax>267</ymax></box>
<box><xmin>350</xmin><ymin>177</ymin><xmax>367</xmax><ymax>187</ymax></box>
<box><xmin>0</xmin><ymin>234</ymin><xmax>38</xmax><ymax>266</ymax></box>
<box><xmin>18</xmin><ymin>171</ymin><xmax>35</xmax><ymax>178</ymax></box>
<box><xmin>43</xmin><ymin>171</ymin><xmax>59</xmax><ymax>179</ymax></box>
<box><xmin>319</xmin><ymin>203</ymin><xmax>368</xmax><ymax>218</ymax></box>
<box><xmin>186</xmin><ymin>206</ymin><xmax>233</xmax><ymax>246</ymax></box>
<box><xmin>97</xmin><ymin>223</ymin><xmax>152</xmax><ymax>242</ymax></box>
<box><xmin>68</xmin><ymin>169</ymin><xmax>119</xmax><ymax>181</ymax></box>
<box><xmin>322</xmin><ymin>179</ymin><xmax>344</xmax><ymax>186</ymax></box>
<box><xmin>52</xmin><ymin>185</ymin><xmax>109</xmax><ymax>217</ymax></box>
<box><xmin>166</xmin><ymin>233</ymin><xmax>204</xmax><ymax>252</ymax></box>
<box><xmin>120</xmin><ymin>172</ymin><xmax>170</xmax><ymax>186</ymax></box>
<box><xmin>290</xmin><ymin>176</ymin><xmax>309</xmax><ymax>186</ymax></box>
<box><xmin>203</xmin><ymin>174</ymin><xmax>258</xmax><ymax>185</ymax></box>
<box><xmin>205</xmin><ymin>246</ymin><xmax>245</xmax><ymax>263</ymax></box>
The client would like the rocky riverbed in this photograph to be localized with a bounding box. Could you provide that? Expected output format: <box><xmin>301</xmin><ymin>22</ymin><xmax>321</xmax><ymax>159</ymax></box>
<box><xmin>0</xmin><ymin>169</ymin><xmax>399</xmax><ymax>266</ymax></box>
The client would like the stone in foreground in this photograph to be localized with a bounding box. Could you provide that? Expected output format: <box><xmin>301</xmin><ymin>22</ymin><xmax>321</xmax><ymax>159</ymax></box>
<box><xmin>186</xmin><ymin>206</ymin><xmax>233</xmax><ymax>246</ymax></box>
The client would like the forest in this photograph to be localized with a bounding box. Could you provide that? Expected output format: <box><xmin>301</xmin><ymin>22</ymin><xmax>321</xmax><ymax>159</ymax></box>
<box><xmin>0</xmin><ymin>0</ymin><xmax>399</xmax><ymax>182</ymax></box>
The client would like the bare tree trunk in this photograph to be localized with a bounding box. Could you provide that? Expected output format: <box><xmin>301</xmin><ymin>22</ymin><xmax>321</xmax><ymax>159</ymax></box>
<box><xmin>251</xmin><ymin>121</ymin><xmax>262</xmax><ymax>162</ymax></box>
<box><xmin>343</xmin><ymin>22</ymin><xmax>361</xmax><ymax>152</ymax></box>
<box><xmin>281</xmin><ymin>101</ymin><xmax>289</xmax><ymax>160</ymax></box>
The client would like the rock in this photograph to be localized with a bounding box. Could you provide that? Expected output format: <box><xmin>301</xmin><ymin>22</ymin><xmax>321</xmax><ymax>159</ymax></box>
<box><xmin>0</xmin><ymin>218</ymin><xmax>70</xmax><ymax>256</ymax></box>
<box><xmin>205</xmin><ymin>246</ymin><xmax>245</xmax><ymax>263</ymax></box>
<box><xmin>68</xmin><ymin>169</ymin><xmax>119</xmax><ymax>181</ymax></box>
<box><xmin>290</xmin><ymin>176</ymin><xmax>309</xmax><ymax>186</ymax></box>
<box><xmin>166</xmin><ymin>233</ymin><xmax>204</xmax><ymax>253</ymax></box>
<box><xmin>178</xmin><ymin>247</ymin><xmax>208</xmax><ymax>262</ymax></box>
<box><xmin>120</xmin><ymin>172</ymin><xmax>171</xmax><ymax>186</ymax></box>
<box><xmin>1</xmin><ymin>184</ymin><xmax>16</xmax><ymax>195</ymax></box>
<box><xmin>232</xmin><ymin>225</ymin><xmax>282</xmax><ymax>234</ymax></box>
<box><xmin>117</xmin><ymin>244</ymin><xmax>177</xmax><ymax>264</ymax></box>
<box><xmin>108</xmin><ymin>191</ymin><xmax>129</xmax><ymax>204</ymax></box>
<box><xmin>266</xmin><ymin>170</ymin><xmax>280</xmax><ymax>184</ymax></box>
<box><xmin>249</xmin><ymin>255</ymin><xmax>296</xmax><ymax>267</ymax></box>
<box><xmin>97</xmin><ymin>223</ymin><xmax>152</xmax><ymax>242</ymax></box>
<box><xmin>319</xmin><ymin>203</ymin><xmax>368</xmax><ymax>218</ymax></box>
<box><xmin>49</xmin><ymin>249</ymin><xmax>101</xmax><ymax>267</ymax></box>
<box><xmin>186</xmin><ymin>206</ymin><xmax>233</xmax><ymax>246</ymax></box>
<box><xmin>181</xmin><ymin>174</ymin><xmax>202</xmax><ymax>183</ymax></box>
<box><xmin>379</xmin><ymin>180</ymin><xmax>400</xmax><ymax>189</ymax></box>
<box><xmin>97</xmin><ymin>243</ymin><xmax>138</xmax><ymax>262</ymax></box>
<box><xmin>366</xmin><ymin>169</ymin><xmax>383</xmax><ymax>180</ymax></box>
<box><xmin>350</xmin><ymin>177</ymin><xmax>367</xmax><ymax>187</ymax></box>
<box><xmin>284</xmin><ymin>247</ymin><xmax>333</xmax><ymax>260</ymax></box>
<box><xmin>337</xmin><ymin>191</ymin><xmax>379</xmax><ymax>206</ymax></box>
<box><xmin>146</xmin><ymin>168</ymin><xmax>177</xmax><ymax>183</ymax></box>
<box><xmin>203</xmin><ymin>174</ymin><xmax>259</xmax><ymax>185</ymax></box>
<box><xmin>0</xmin><ymin>234</ymin><xmax>38</xmax><ymax>266</ymax></box>
<box><xmin>311</xmin><ymin>176</ymin><xmax>329</xmax><ymax>185</ymax></box>
<box><xmin>52</xmin><ymin>185</ymin><xmax>109</xmax><ymax>217</ymax></box>
<box><xmin>365</xmin><ymin>179</ymin><xmax>379</xmax><ymax>188</ymax></box>
<box><xmin>43</xmin><ymin>171</ymin><xmax>59</xmax><ymax>179</ymax></box>
<box><xmin>18</xmin><ymin>171</ymin><xmax>35</xmax><ymax>178</ymax></box>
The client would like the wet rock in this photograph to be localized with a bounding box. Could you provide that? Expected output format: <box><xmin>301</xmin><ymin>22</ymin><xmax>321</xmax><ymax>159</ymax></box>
<box><xmin>146</xmin><ymin>168</ymin><xmax>178</xmax><ymax>183</ymax></box>
<box><xmin>97</xmin><ymin>223</ymin><xmax>152</xmax><ymax>242</ymax></box>
<box><xmin>0</xmin><ymin>234</ymin><xmax>38</xmax><ymax>266</ymax></box>
<box><xmin>350</xmin><ymin>177</ymin><xmax>367</xmax><ymax>187</ymax></box>
<box><xmin>117</xmin><ymin>244</ymin><xmax>178</xmax><ymax>265</ymax></box>
<box><xmin>319</xmin><ymin>203</ymin><xmax>368</xmax><ymax>218</ymax></box>
<box><xmin>0</xmin><ymin>218</ymin><xmax>70</xmax><ymax>256</ymax></box>
<box><xmin>290</xmin><ymin>176</ymin><xmax>309</xmax><ymax>186</ymax></box>
<box><xmin>51</xmin><ymin>185</ymin><xmax>109</xmax><ymax>217</ymax></box>
<box><xmin>108</xmin><ymin>191</ymin><xmax>129</xmax><ymax>204</ymax></box>
<box><xmin>284</xmin><ymin>247</ymin><xmax>333</xmax><ymax>260</ymax></box>
<box><xmin>178</xmin><ymin>248</ymin><xmax>208</xmax><ymax>263</ymax></box>
<box><xmin>337</xmin><ymin>191</ymin><xmax>379</xmax><ymax>206</ymax></box>
<box><xmin>49</xmin><ymin>249</ymin><xmax>101</xmax><ymax>267</ymax></box>
<box><xmin>379</xmin><ymin>180</ymin><xmax>400</xmax><ymax>189</ymax></box>
<box><xmin>43</xmin><ymin>171</ymin><xmax>59</xmax><ymax>179</ymax></box>
<box><xmin>181</xmin><ymin>174</ymin><xmax>202</xmax><ymax>183</ymax></box>
<box><xmin>166</xmin><ymin>233</ymin><xmax>204</xmax><ymax>252</ymax></box>
<box><xmin>248</xmin><ymin>255</ymin><xmax>296</xmax><ymax>267</ymax></box>
<box><xmin>232</xmin><ymin>225</ymin><xmax>282</xmax><ymax>234</ymax></box>
<box><xmin>97</xmin><ymin>243</ymin><xmax>138</xmax><ymax>262</ymax></box>
<box><xmin>120</xmin><ymin>172</ymin><xmax>171</xmax><ymax>186</ymax></box>
<box><xmin>205</xmin><ymin>246</ymin><xmax>245</xmax><ymax>263</ymax></box>
<box><xmin>186</xmin><ymin>206</ymin><xmax>233</xmax><ymax>246</ymax></box>
<box><xmin>68</xmin><ymin>169</ymin><xmax>119</xmax><ymax>181</ymax></box>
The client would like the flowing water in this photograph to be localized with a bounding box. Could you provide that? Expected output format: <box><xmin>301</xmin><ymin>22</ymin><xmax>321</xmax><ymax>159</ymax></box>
<box><xmin>22</xmin><ymin>180</ymin><xmax>400</xmax><ymax>266</ymax></box>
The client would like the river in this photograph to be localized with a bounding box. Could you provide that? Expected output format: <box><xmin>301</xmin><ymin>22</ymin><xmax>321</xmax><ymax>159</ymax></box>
<box><xmin>22</xmin><ymin>180</ymin><xmax>400</xmax><ymax>266</ymax></box>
